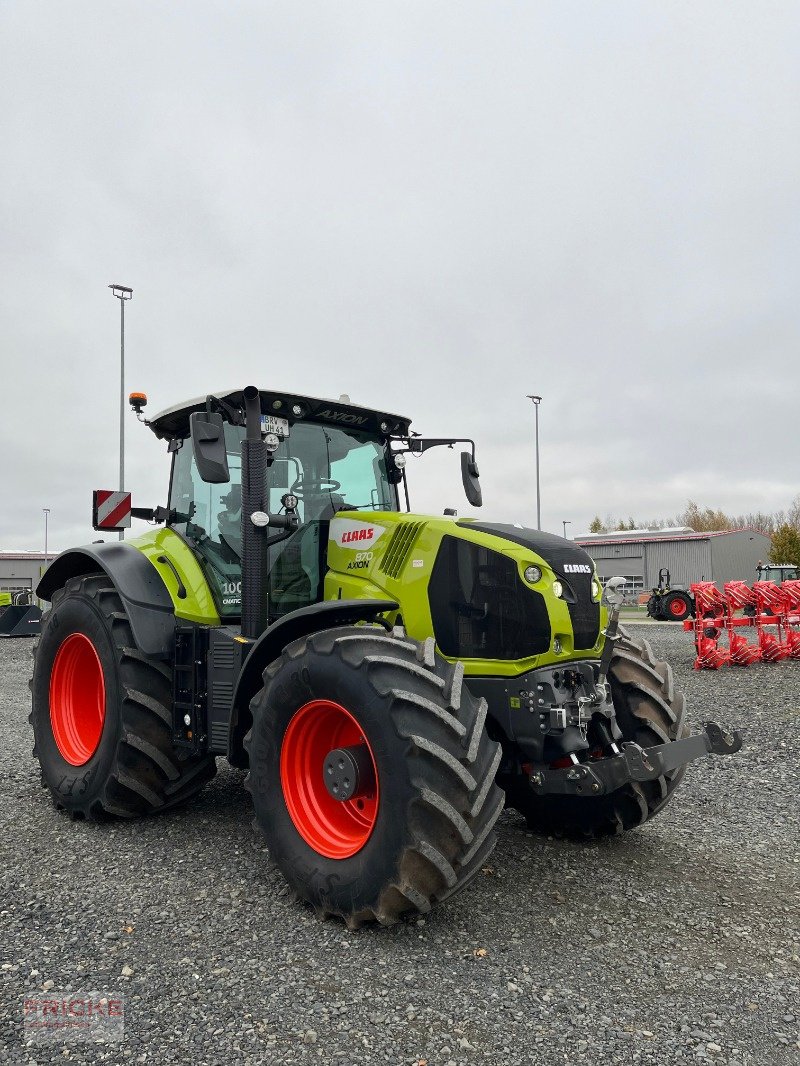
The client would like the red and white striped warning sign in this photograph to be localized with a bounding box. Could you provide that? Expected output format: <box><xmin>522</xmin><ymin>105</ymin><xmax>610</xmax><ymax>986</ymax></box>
<box><xmin>93</xmin><ymin>490</ymin><xmax>132</xmax><ymax>530</ymax></box>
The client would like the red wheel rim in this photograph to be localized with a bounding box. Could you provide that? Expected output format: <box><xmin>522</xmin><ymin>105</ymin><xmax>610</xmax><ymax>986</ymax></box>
<box><xmin>280</xmin><ymin>699</ymin><xmax>379</xmax><ymax>859</ymax></box>
<box><xmin>669</xmin><ymin>598</ymin><xmax>688</xmax><ymax>618</ymax></box>
<box><xmin>49</xmin><ymin>633</ymin><xmax>106</xmax><ymax>766</ymax></box>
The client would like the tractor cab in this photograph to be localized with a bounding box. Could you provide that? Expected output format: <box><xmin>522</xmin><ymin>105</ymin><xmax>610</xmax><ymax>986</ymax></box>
<box><xmin>141</xmin><ymin>387</ymin><xmax>481</xmax><ymax>631</ymax></box>
<box><xmin>756</xmin><ymin>562</ymin><xmax>798</xmax><ymax>583</ymax></box>
<box><xmin>164</xmin><ymin>406</ymin><xmax>400</xmax><ymax>619</ymax></box>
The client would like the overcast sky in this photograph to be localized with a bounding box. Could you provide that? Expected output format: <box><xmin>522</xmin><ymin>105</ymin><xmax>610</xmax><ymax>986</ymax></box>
<box><xmin>2</xmin><ymin>2</ymin><xmax>799</xmax><ymax>552</ymax></box>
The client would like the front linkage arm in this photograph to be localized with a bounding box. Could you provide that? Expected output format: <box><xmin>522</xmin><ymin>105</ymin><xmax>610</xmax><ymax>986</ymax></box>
<box><xmin>529</xmin><ymin>722</ymin><xmax>743</xmax><ymax>798</ymax></box>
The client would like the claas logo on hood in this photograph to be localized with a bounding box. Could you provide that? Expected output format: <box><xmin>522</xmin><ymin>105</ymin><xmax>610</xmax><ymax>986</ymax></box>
<box><xmin>341</xmin><ymin>527</ymin><xmax>374</xmax><ymax>543</ymax></box>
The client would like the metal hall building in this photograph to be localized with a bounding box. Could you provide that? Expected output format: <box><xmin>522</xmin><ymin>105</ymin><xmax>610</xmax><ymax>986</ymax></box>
<box><xmin>573</xmin><ymin>528</ymin><xmax>771</xmax><ymax>599</ymax></box>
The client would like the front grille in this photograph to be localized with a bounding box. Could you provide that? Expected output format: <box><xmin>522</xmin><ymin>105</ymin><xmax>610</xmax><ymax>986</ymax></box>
<box><xmin>542</xmin><ymin>547</ymin><xmax>600</xmax><ymax>649</ymax></box>
<box><xmin>428</xmin><ymin>536</ymin><xmax>551</xmax><ymax>659</ymax></box>
<box><xmin>564</xmin><ymin>583</ymin><xmax>600</xmax><ymax>650</ymax></box>
<box><xmin>380</xmin><ymin>522</ymin><xmax>423</xmax><ymax>579</ymax></box>
<box><xmin>458</xmin><ymin>522</ymin><xmax>601</xmax><ymax>651</ymax></box>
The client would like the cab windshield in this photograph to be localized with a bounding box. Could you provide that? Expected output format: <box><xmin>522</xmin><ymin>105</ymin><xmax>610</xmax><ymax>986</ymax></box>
<box><xmin>774</xmin><ymin>567</ymin><xmax>797</xmax><ymax>581</ymax></box>
<box><xmin>169</xmin><ymin>421</ymin><xmax>397</xmax><ymax>618</ymax></box>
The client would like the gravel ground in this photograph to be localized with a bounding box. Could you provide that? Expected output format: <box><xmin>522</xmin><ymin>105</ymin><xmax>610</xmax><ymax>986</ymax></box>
<box><xmin>1</xmin><ymin>624</ymin><xmax>798</xmax><ymax>1065</ymax></box>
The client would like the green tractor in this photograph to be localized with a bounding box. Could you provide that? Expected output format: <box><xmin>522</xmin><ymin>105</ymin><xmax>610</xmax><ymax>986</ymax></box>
<box><xmin>646</xmin><ymin>568</ymin><xmax>695</xmax><ymax>622</ymax></box>
<box><xmin>31</xmin><ymin>387</ymin><xmax>741</xmax><ymax>926</ymax></box>
<box><xmin>756</xmin><ymin>562</ymin><xmax>799</xmax><ymax>583</ymax></box>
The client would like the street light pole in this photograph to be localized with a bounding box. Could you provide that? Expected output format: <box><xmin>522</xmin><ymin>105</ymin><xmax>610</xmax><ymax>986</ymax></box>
<box><xmin>562</xmin><ymin>520</ymin><xmax>571</xmax><ymax>539</ymax></box>
<box><xmin>109</xmin><ymin>284</ymin><xmax>133</xmax><ymax>541</ymax></box>
<box><xmin>43</xmin><ymin>508</ymin><xmax>50</xmax><ymax>567</ymax></box>
<box><xmin>526</xmin><ymin>395</ymin><xmax>542</xmax><ymax>530</ymax></box>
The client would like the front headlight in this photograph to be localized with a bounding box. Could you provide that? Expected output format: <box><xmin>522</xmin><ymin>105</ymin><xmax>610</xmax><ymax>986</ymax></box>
<box><xmin>591</xmin><ymin>579</ymin><xmax>601</xmax><ymax>600</ymax></box>
<box><xmin>524</xmin><ymin>565</ymin><xmax>542</xmax><ymax>585</ymax></box>
<box><xmin>552</xmin><ymin>579</ymin><xmax>563</xmax><ymax>598</ymax></box>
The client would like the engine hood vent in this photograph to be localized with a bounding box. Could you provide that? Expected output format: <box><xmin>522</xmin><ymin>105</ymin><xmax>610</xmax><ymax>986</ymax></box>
<box><xmin>379</xmin><ymin>521</ymin><xmax>423</xmax><ymax>579</ymax></box>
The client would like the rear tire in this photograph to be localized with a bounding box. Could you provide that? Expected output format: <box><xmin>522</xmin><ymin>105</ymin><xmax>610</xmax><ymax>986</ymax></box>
<box><xmin>244</xmin><ymin>626</ymin><xmax>504</xmax><ymax>926</ymax></box>
<box><xmin>663</xmin><ymin>592</ymin><xmax>693</xmax><ymax>621</ymax></box>
<box><xmin>505</xmin><ymin>629</ymin><xmax>688</xmax><ymax>838</ymax></box>
<box><xmin>30</xmin><ymin>574</ymin><xmax>216</xmax><ymax>819</ymax></box>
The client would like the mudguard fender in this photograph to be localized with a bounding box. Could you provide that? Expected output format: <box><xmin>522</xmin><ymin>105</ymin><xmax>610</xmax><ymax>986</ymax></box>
<box><xmin>228</xmin><ymin>598</ymin><xmax>398</xmax><ymax>766</ymax></box>
<box><xmin>37</xmin><ymin>543</ymin><xmax>175</xmax><ymax>659</ymax></box>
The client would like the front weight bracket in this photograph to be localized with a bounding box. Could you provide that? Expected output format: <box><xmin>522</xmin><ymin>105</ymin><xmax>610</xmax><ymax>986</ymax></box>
<box><xmin>529</xmin><ymin>722</ymin><xmax>743</xmax><ymax>797</ymax></box>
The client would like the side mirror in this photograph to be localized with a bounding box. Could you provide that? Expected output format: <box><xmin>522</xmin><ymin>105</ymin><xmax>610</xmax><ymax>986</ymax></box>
<box><xmin>190</xmin><ymin>412</ymin><xmax>230</xmax><ymax>484</ymax></box>
<box><xmin>461</xmin><ymin>451</ymin><xmax>482</xmax><ymax>507</ymax></box>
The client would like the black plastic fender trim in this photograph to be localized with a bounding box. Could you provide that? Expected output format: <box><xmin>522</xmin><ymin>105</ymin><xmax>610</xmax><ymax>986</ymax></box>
<box><xmin>228</xmin><ymin>598</ymin><xmax>398</xmax><ymax>765</ymax></box>
<box><xmin>36</xmin><ymin>543</ymin><xmax>175</xmax><ymax>659</ymax></box>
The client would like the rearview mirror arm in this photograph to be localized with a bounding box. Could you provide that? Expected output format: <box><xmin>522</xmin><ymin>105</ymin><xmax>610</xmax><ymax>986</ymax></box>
<box><xmin>393</xmin><ymin>437</ymin><xmax>477</xmax><ymax>462</ymax></box>
<box><xmin>205</xmin><ymin>394</ymin><xmax>245</xmax><ymax>427</ymax></box>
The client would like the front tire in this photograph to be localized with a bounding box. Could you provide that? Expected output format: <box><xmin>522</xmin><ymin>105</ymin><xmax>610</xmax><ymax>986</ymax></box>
<box><xmin>645</xmin><ymin>594</ymin><xmax>661</xmax><ymax>619</ymax></box>
<box><xmin>244</xmin><ymin>626</ymin><xmax>504</xmax><ymax>926</ymax></box>
<box><xmin>506</xmin><ymin>629</ymin><xmax>688</xmax><ymax>837</ymax></box>
<box><xmin>30</xmin><ymin>574</ymin><xmax>216</xmax><ymax>819</ymax></box>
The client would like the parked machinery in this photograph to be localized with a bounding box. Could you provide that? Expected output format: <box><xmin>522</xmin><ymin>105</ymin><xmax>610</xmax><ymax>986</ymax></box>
<box><xmin>646</xmin><ymin>568</ymin><xmax>695</xmax><ymax>621</ymax></box>
<box><xmin>30</xmin><ymin>385</ymin><xmax>742</xmax><ymax>925</ymax></box>
<box><xmin>0</xmin><ymin>589</ymin><xmax>42</xmax><ymax>638</ymax></box>
<box><xmin>685</xmin><ymin>579</ymin><xmax>800</xmax><ymax>669</ymax></box>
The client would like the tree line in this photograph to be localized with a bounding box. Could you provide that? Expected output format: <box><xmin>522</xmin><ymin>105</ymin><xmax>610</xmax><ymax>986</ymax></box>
<box><xmin>586</xmin><ymin>498</ymin><xmax>800</xmax><ymax>565</ymax></box>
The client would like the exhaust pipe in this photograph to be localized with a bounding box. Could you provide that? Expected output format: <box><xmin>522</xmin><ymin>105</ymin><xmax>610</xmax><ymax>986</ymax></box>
<box><xmin>243</xmin><ymin>386</ymin><xmax>262</xmax><ymax>443</ymax></box>
<box><xmin>241</xmin><ymin>386</ymin><xmax>269</xmax><ymax>639</ymax></box>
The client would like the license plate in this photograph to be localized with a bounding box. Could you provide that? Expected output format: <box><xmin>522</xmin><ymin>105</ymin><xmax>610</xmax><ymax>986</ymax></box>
<box><xmin>261</xmin><ymin>415</ymin><xmax>290</xmax><ymax>438</ymax></box>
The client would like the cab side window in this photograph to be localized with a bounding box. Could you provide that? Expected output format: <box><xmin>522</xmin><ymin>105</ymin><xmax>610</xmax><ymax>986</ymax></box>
<box><xmin>169</xmin><ymin>425</ymin><xmax>245</xmax><ymax>616</ymax></box>
<box><xmin>329</xmin><ymin>440</ymin><xmax>394</xmax><ymax>511</ymax></box>
<box><xmin>167</xmin><ymin>419</ymin><xmax>398</xmax><ymax>620</ymax></box>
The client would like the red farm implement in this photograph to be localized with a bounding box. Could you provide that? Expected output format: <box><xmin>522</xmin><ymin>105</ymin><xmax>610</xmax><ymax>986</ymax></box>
<box><xmin>684</xmin><ymin>579</ymin><xmax>800</xmax><ymax>669</ymax></box>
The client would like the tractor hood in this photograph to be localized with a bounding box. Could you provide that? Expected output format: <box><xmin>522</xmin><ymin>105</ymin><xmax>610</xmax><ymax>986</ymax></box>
<box><xmin>453</xmin><ymin>520</ymin><xmax>602</xmax><ymax>656</ymax></box>
<box><xmin>324</xmin><ymin>513</ymin><xmax>604</xmax><ymax>673</ymax></box>
<box><xmin>457</xmin><ymin>521</ymin><xmax>598</xmax><ymax>581</ymax></box>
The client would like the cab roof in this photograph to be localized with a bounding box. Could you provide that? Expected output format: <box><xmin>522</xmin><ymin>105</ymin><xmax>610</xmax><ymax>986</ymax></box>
<box><xmin>148</xmin><ymin>387</ymin><xmax>412</xmax><ymax>441</ymax></box>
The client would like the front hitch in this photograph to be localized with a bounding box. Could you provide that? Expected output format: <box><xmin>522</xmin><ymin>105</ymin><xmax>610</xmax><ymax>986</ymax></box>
<box><xmin>529</xmin><ymin>722</ymin><xmax>743</xmax><ymax>797</ymax></box>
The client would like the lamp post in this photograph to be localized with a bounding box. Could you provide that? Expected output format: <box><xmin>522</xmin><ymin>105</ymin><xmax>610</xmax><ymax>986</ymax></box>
<box><xmin>562</xmin><ymin>520</ymin><xmax>571</xmax><ymax>540</ymax></box>
<box><xmin>526</xmin><ymin>395</ymin><xmax>542</xmax><ymax>530</ymax></box>
<box><xmin>43</xmin><ymin>508</ymin><xmax>50</xmax><ymax>570</ymax></box>
<box><xmin>109</xmin><ymin>284</ymin><xmax>133</xmax><ymax>540</ymax></box>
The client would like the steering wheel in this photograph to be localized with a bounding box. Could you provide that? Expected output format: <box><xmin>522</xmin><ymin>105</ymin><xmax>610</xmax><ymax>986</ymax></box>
<box><xmin>290</xmin><ymin>476</ymin><xmax>342</xmax><ymax>497</ymax></box>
